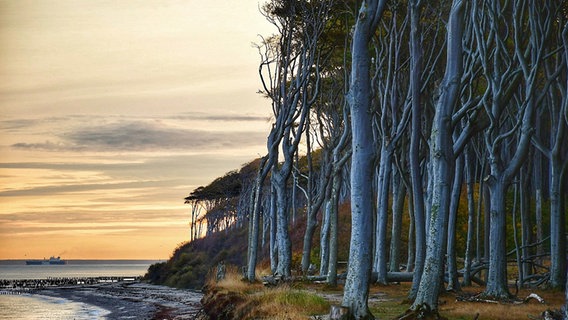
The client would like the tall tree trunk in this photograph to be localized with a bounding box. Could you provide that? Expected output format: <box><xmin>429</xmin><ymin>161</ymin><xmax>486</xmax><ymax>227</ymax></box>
<box><xmin>327</xmin><ymin>110</ymin><xmax>350</xmax><ymax>286</ymax></box>
<box><xmin>550</xmin><ymin>20</ymin><xmax>567</xmax><ymax>284</ymax></box>
<box><xmin>447</xmin><ymin>153</ymin><xmax>464</xmax><ymax>292</ymax></box>
<box><xmin>533</xmin><ymin>130</ymin><xmax>544</xmax><ymax>265</ymax></box>
<box><xmin>269</xmin><ymin>187</ymin><xmax>278</xmax><ymax>274</ymax></box>
<box><xmin>327</xmin><ymin>167</ymin><xmax>342</xmax><ymax>286</ymax></box>
<box><xmin>485</xmin><ymin>178</ymin><xmax>510</xmax><ymax>299</ymax></box>
<box><xmin>550</xmin><ymin>157</ymin><xmax>567</xmax><ymax>290</ymax></box>
<box><xmin>412</xmin><ymin>0</ymin><xmax>464</xmax><ymax>311</ymax></box>
<box><xmin>408</xmin><ymin>0</ymin><xmax>426</xmax><ymax>300</ymax></box>
<box><xmin>246</xmin><ymin>157</ymin><xmax>268</xmax><ymax>281</ymax></box>
<box><xmin>512</xmin><ymin>180</ymin><xmax>523</xmax><ymax>287</ymax></box>
<box><xmin>374</xmin><ymin>148</ymin><xmax>392</xmax><ymax>284</ymax></box>
<box><xmin>320</xmin><ymin>198</ymin><xmax>331</xmax><ymax>276</ymax></box>
<box><xmin>273</xmin><ymin>173</ymin><xmax>292</xmax><ymax>278</ymax></box>
<box><xmin>520</xmin><ymin>168</ymin><xmax>532</xmax><ymax>283</ymax></box>
<box><xmin>390</xmin><ymin>174</ymin><xmax>406</xmax><ymax>273</ymax></box>
<box><xmin>406</xmin><ymin>192</ymin><xmax>415</xmax><ymax>272</ymax></box>
<box><xmin>341</xmin><ymin>1</ymin><xmax>386</xmax><ymax>318</ymax></box>
<box><xmin>463</xmin><ymin>146</ymin><xmax>475</xmax><ymax>286</ymax></box>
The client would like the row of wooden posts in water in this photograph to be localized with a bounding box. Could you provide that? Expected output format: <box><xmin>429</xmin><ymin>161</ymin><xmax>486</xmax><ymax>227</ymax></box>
<box><xmin>0</xmin><ymin>276</ymin><xmax>141</xmax><ymax>294</ymax></box>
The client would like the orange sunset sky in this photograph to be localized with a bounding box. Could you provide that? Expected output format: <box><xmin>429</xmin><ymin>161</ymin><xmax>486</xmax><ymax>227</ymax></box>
<box><xmin>0</xmin><ymin>0</ymin><xmax>274</xmax><ymax>259</ymax></box>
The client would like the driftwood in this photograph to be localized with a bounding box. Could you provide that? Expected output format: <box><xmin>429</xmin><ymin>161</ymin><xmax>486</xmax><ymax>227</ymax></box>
<box><xmin>521</xmin><ymin>293</ymin><xmax>546</xmax><ymax>304</ymax></box>
<box><xmin>381</xmin><ymin>272</ymin><xmax>414</xmax><ymax>282</ymax></box>
<box><xmin>540</xmin><ymin>309</ymin><xmax>565</xmax><ymax>320</ymax></box>
<box><xmin>456</xmin><ymin>292</ymin><xmax>546</xmax><ymax>305</ymax></box>
<box><xmin>306</xmin><ymin>273</ymin><xmax>347</xmax><ymax>282</ymax></box>
<box><xmin>307</xmin><ymin>272</ymin><xmax>414</xmax><ymax>283</ymax></box>
<box><xmin>329</xmin><ymin>305</ymin><xmax>349</xmax><ymax>320</ymax></box>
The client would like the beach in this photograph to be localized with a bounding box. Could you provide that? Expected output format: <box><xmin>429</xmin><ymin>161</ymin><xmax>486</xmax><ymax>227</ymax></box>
<box><xmin>0</xmin><ymin>260</ymin><xmax>204</xmax><ymax>319</ymax></box>
<box><xmin>35</xmin><ymin>281</ymin><xmax>204</xmax><ymax>320</ymax></box>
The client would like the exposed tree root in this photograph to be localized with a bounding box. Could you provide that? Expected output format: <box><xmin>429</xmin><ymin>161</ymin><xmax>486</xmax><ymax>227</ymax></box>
<box><xmin>395</xmin><ymin>304</ymin><xmax>448</xmax><ymax>320</ymax></box>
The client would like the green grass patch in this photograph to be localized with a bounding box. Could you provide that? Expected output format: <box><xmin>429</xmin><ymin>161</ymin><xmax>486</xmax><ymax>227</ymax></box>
<box><xmin>261</xmin><ymin>289</ymin><xmax>330</xmax><ymax>316</ymax></box>
<box><xmin>370</xmin><ymin>299</ymin><xmax>411</xmax><ymax>319</ymax></box>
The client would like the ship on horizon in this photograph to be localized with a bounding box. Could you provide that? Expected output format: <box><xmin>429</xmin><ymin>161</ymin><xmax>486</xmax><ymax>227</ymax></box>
<box><xmin>25</xmin><ymin>256</ymin><xmax>67</xmax><ymax>265</ymax></box>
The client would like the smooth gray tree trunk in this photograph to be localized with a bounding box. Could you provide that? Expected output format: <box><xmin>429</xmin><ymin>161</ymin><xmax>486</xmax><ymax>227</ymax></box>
<box><xmin>534</xmin><ymin>150</ymin><xmax>544</xmax><ymax>265</ymax></box>
<box><xmin>446</xmin><ymin>153</ymin><xmax>463</xmax><ymax>292</ymax></box>
<box><xmin>389</xmin><ymin>174</ymin><xmax>406</xmax><ymax>273</ymax></box>
<box><xmin>273</xmin><ymin>173</ymin><xmax>292</xmax><ymax>277</ymax></box>
<box><xmin>246</xmin><ymin>157</ymin><xmax>269</xmax><ymax>281</ymax></box>
<box><xmin>301</xmin><ymin>130</ymin><xmax>331</xmax><ymax>275</ymax></box>
<box><xmin>341</xmin><ymin>1</ymin><xmax>386</xmax><ymax>318</ymax></box>
<box><xmin>412</xmin><ymin>0</ymin><xmax>464</xmax><ymax>311</ymax></box>
<box><xmin>269</xmin><ymin>187</ymin><xmax>278</xmax><ymax>274</ymax></box>
<box><xmin>320</xmin><ymin>199</ymin><xmax>331</xmax><ymax>276</ymax></box>
<box><xmin>550</xmin><ymin>157</ymin><xmax>567</xmax><ymax>289</ymax></box>
<box><xmin>485</xmin><ymin>179</ymin><xmax>510</xmax><ymax>299</ymax></box>
<box><xmin>406</xmin><ymin>192</ymin><xmax>415</xmax><ymax>272</ymax></box>
<box><xmin>374</xmin><ymin>148</ymin><xmax>392</xmax><ymax>284</ymax></box>
<box><xmin>462</xmin><ymin>146</ymin><xmax>475</xmax><ymax>286</ymax></box>
<box><xmin>327</xmin><ymin>111</ymin><xmax>350</xmax><ymax>286</ymax></box>
<box><xmin>408</xmin><ymin>0</ymin><xmax>426</xmax><ymax>300</ymax></box>
<box><xmin>327</xmin><ymin>167</ymin><xmax>342</xmax><ymax>286</ymax></box>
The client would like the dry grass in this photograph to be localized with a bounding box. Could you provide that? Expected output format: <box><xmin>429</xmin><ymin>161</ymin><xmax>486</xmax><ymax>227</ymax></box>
<box><xmin>368</xmin><ymin>284</ymin><xmax>565</xmax><ymax>320</ymax></box>
<box><xmin>206</xmin><ymin>267</ymin><xmax>563</xmax><ymax>320</ymax></box>
<box><xmin>438</xmin><ymin>287</ymin><xmax>565</xmax><ymax>320</ymax></box>
<box><xmin>212</xmin><ymin>265</ymin><xmax>263</xmax><ymax>293</ymax></box>
<box><xmin>205</xmin><ymin>266</ymin><xmax>330</xmax><ymax>319</ymax></box>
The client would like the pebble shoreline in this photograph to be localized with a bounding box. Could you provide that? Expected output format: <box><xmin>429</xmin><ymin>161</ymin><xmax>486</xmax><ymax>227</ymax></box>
<box><xmin>2</xmin><ymin>278</ymin><xmax>204</xmax><ymax>319</ymax></box>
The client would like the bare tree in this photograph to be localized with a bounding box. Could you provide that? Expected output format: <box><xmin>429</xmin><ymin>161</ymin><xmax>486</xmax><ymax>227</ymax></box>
<box><xmin>411</xmin><ymin>0</ymin><xmax>465</xmax><ymax>311</ymax></box>
<box><xmin>473</xmin><ymin>0</ymin><xmax>551</xmax><ymax>299</ymax></box>
<box><xmin>407</xmin><ymin>0</ymin><xmax>426</xmax><ymax>299</ymax></box>
<box><xmin>341</xmin><ymin>0</ymin><xmax>387</xmax><ymax>318</ymax></box>
<box><xmin>371</xmin><ymin>5</ymin><xmax>411</xmax><ymax>284</ymax></box>
<box><xmin>255</xmin><ymin>0</ymin><xmax>333</xmax><ymax>278</ymax></box>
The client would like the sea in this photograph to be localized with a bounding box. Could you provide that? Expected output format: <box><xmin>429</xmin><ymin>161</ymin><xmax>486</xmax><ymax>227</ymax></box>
<box><xmin>0</xmin><ymin>260</ymin><xmax>162</xmax><ymax>319</ymax></box>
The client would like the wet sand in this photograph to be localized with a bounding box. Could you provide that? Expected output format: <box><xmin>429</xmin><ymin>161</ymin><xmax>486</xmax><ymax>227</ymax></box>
<box><xmin>36</xmin><ymin>281</ymin><xmax>204</xmax><ymax>319</ymax></box>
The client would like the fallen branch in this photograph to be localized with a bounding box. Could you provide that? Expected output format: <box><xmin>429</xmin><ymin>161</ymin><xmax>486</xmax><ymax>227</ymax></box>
<box><xmin>519</xmin><ymin>293</ymin><xmax>546</xmax><ymax>305</ymax></box>
<box><xmin>456</xmin><ymin>293</ymin><xmax>546</xmax><ymax>305</ymax></box>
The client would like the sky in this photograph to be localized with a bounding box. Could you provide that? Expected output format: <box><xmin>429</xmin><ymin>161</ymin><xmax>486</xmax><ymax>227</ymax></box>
<box><xmin>0</xmin><ymin>0</ymin><xmax>275</xmax><ymax>260</ymax></box>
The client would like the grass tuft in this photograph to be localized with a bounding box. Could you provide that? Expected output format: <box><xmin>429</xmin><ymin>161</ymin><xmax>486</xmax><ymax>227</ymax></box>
<box><xmin>255</xmin><ymin>286</ymin><xmax>330</xmax><ymax>319</ymax></box>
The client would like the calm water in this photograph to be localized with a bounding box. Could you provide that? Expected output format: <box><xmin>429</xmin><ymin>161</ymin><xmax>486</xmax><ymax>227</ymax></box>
<box><xmin>0</xmin><ymin>260</ymin><xmax>161</xmax><ymax>319</ymax></box>
<box><xmin>0</xmin><ymin>294</ymin><xmax>110</xmax><ymax>319</ymax></box>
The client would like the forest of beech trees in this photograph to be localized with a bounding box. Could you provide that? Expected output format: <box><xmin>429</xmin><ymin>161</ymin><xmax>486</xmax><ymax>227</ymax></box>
<box><xmin>184</xmin><ymin>0</ymin><xmax>568</xmax><ymax>318</ymax></box>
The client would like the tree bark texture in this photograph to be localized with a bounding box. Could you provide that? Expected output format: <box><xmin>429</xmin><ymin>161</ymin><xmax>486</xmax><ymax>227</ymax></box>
<box><xmin>374</xmin><ymin>148</ymin><xmax>392</xmax><ymax>284</ymax></box>
<box><xmin>408</xmin><ymin>0</ymin><xmax>426</xmax><ymax>300</ymax></box>
<box><xmin>412</xmin><ymin>0</ymin><xmax>464</xmax><ymax>311</ymax></box>
<box><xmin>342</xmin><ymin>1</ymin><xmax>387</xmax><ymax>318</ymax></box>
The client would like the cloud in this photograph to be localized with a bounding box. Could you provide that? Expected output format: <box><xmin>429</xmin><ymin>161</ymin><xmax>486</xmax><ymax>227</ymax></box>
<box><xmin>0</xmin><ymin>179</ymin><xmax>175</xmax><ymax>197</ymax></box>
<box><xmin>11</xmin><ymin>141</ymin><xmax>76</xmax><ymax>152</ymax></box>
<box><xmin>0</xmin><ymin>119</ymin><xmax>39</xmax><ymax>131</ymax></box>
<box><xmin>11</xmin><ymin>120</ymin><xmax>267</xmax><ymax>152</ymax></box>
<box><xmin>174</xmin><ymin>112</ymin><xmax>270</xmax><ymax>122</ymax></box>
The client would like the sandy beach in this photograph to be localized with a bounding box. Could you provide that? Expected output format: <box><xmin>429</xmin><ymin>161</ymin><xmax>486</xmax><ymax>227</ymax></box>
<box><xmin>36</xmin><ymin>281</ymin><xmax>204</xmax><ymax>320</ymax></box>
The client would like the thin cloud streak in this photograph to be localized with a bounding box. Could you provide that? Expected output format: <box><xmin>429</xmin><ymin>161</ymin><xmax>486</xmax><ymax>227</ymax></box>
<box><xmin>0</xmin><ymin>179</ymin><xmax>178</xmax><ymax>197</ymax></box>
<box><xmin>11</xmin><ymin>120</ymin><xmax>267</xmax><ymax>152</ymax></box>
